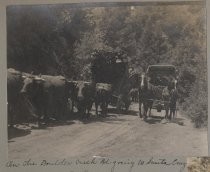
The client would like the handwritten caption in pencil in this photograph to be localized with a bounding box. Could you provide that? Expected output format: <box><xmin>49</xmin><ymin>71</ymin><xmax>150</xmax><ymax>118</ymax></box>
<box><xmin>5</xmin><ymin>157</ymin><xmax>186</xmax><ymax>172</ymax></box>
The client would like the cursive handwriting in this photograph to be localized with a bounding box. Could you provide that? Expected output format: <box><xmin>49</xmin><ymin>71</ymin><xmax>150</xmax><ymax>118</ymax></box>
<box><xmin>5</xmin><ymin>160</ymin><xmax>20</xmax><ymax>168</ymax></box>
<box><xmin>22</xmin><ymin>159</ymin><xmax>37</xmax><ymax>166</ymax></box>
<box><xmin>5</xmin><ymin>157</ymin><xmax>186</xmax><ymax>172</ymax></box>
<box><xmin>40</xmin><ymin>159</ymin><xmax>73</xmax><ymax>166</ymax></box>
<box><xmin>146</xmin><ymin>157</ymin><xmax>171</xmax><ymax>165</ymax></box>
<box><xmin>100</xmin><ymin>158</ymin><xmax>135</xmax><ymax>172</ymax></box>
<box><xmin>75</xmin><ymin>158</ymin><xmax>97</xmax><ymax>165</ymax></box>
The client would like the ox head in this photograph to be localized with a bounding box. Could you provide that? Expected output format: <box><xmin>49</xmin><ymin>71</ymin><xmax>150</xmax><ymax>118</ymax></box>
<box><xmin>20</xmin><ymin>74</ymin><xmax>45</xmax><ymax>96</ymax></box>
<box><xmin>67</xmin><ymin>80</ymin><xmax>94</xmax><ymax>102</ymax></box>
<box><xmin>77</xmin><ymin>81</ymin><xmax>92</xmax><ymax>101</ymax></box>
<box><xmin>75</xmin><ymin>81</ymin><xmax>93</xmax><ymax>101</ymax></box>
<box><xmin>140</xmin><ymin>73</ymin><xmax>148</xmax><ymax>90</ymax></box>
<box><xmin>168</xmin><ymin>78</ymin><xmax>178</xmax><ymax>91</ymax></box>
<box><xmin>174</xmin><ymin>79</ymin><xmax>178</xmax><ymax>90</ymax></box>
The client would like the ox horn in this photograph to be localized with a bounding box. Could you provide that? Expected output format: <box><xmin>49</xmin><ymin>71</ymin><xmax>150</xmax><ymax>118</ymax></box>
<box><xmin>34</xmin><ymin>76</ymin><xmax>45</xmax><ymax>81</ymax></box>
<box><xmin>22</xmin><ymin>75</ymin><xmax>27</xmax><ymax>79</ymax></box>
<box><xmin>67</xmin><ymin>80</ymin><xmax>74</xmax><ymax>83</ymax></box>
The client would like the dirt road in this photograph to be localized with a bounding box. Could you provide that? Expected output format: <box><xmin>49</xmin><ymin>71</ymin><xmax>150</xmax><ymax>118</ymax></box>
<box><xmin>8</xmin><ymin>103</ymin><xmax>208</xmax><ymax>159</ymax></box>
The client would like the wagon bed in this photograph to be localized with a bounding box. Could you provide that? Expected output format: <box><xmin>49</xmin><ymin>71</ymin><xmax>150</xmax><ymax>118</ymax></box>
<box><xmin>144</xmin><ymin>65</ymin><xmax>177</xmax><ymax>113</ymax></box>
<box><xmin>91</xmin><ymin>50</ymin><xmax>130</xmax><ymax>111</ymax></box>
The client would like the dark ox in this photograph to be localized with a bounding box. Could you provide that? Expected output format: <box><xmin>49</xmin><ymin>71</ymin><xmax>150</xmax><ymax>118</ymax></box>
<box><xmin>138</xmin><ymin>73</ymin><xmax>163</xmax><ymax>119</ymax></box>
<box><xmin>95</xmin><ymin>83</ymin><xmax>112</xmax><ymax>117</ymax></box>
<box><xmin>169</xmin><ymin>89</ymin><xmax>178</xmax><ymax>119</ymax></box>
<box><xmin>168</xmin><ymin>80</ymin><xmax>178</xmax><ymax>119</ymax></box>
<box><xmin>7</xmin><ymin>68</ymin><xmax>23</xmax><ymax>127</ymax></box>
<box><xmin>68</xmin><ymin>81</ymin><xmax>95</xmax><ymax>118</ymax></box>
<box><xmin>162</xmin><ymin>80</ymin><xmax>178</xmax><ymax>120</ymax></box>
<box><xmin>139</xmin><ymin>73</ymin><xmax>178</xmax><ymax>120</ymax></box>
<box><xmin>20</xmin><ymin>74</ymin><xmax>69</xmax><ymax>126</ymax></box>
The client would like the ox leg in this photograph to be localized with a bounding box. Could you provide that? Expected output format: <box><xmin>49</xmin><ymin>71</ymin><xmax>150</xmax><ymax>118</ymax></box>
<box><xmin>37</xmin><ymin>118</ymin><xmax>41</xmax><ymax>128</ymax></box>
<box><xmin>169</xmin><ymin>109</ymin><xmax>171</xmax><ymax>120</ymax></box>
<box><xmin>148</xmin><ymin>101</ymin><xmax>152</xmax><ymax>117</ymax></box>
<box><xmin>135</xmin><ymin>94</ymin><xmax>138</xmax><ymax>102</ymax></box>
<box><xmin>86</xmin><ymin>101</ymin><xmax>93</xmax><ymax>119</ymax></box>
<box><xmin>101</xmin><ymin>101</ymin><xmax>108</xmax><ymax>117</ymax></box>
<box><xmin>149</xmin><ymin>107</ymin><xmax>152</xmax><ymax>117</ymax></box>
<box><xmin>144</xmin><ymin>108</ymin><xmax>148</xmax><ymax>119</ymax></box>
<box><xmin>95</xmin><ymin>102</ymin><xmax>99</xmax><ymax>117</ymax></box>
<box><xmin>85</xmin><ymin>108</ymin><xmax>88</xmax><ymax>119</ymax></box>
<box><xmin>71</xmin><ymin>100</ymin><xmax>75</xmax><ymax>113</ymax></box>
<box><xmin>100</xmin><ymin>103</ymin><xmax>104</xmax><ymax>117</ymax></box>
<box><xmin>77</xmin><ymin>102</ymin><xmax>83</xmax><ymax>118</ymax></box>
<box><xmin>165</xmin><ymin>110</ymin><xmax>167</xmax><ymax>119</ymax></box>
<box><xmin>142</xmin><ymin>102</ymin><xmax>148</xmax><ymax>120</ymax></box>
<box><xmin>36</xmin><ymin>110</ymin><xmax>42</xmax><ymax>128</ymax></box>
<box><xmin>87</xmin><ymin>109</ymin><xmax>91</xmax><ymax>118</ymax></box>
<box><xmin>105</xmin><ymin>101</ymin><xmax>108</xmax><ymax>116</ymax></box>
<box><xmin>173</xmin><ymin>102</ymin><xmax>177</xmax><ymax>119</ymax></box>
<box><xmin>170</xmin><ymin>109</ymin><xmax>173</xmax><ymax>120</ymax></box>
<box><xmin>168</xmin><ymin>105</ymin><xmax>171</xmax><ymax>120</ymax></box>
<box><xmin>172</xmin><ymin>108</ymin><xmax>176</xmax><ymax>119</ymax></box>
<box><xmin>116</xmin><ymin>95</ymin><xmax>123</xmax><ymax>113</ymax></box>
<box><xmin>124</xmin><ymin>98</ymin><xmax>130</xmax><ymax>112</ymax></box>
<box><xmin>139</xmin><ymin>101</ymin><xmax>143</xmax><ymax>118</ymax></box>
<box><xmin>37</xmin><ymin>110</ymin><xmax>44</xmax><ymax>128</ymax></box>
<box><xmin>165</xmin><ymin>107</ymin><xmax>169</xmax><ymax>120</ymax></box>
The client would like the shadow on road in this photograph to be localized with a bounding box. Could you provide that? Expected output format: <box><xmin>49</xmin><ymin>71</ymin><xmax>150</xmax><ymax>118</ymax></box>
<box><xmin>107</xmin><ymin>108</ymin><xmax>138</xmax><ymax>116</ymax></box>
<box><xmin>64</xmin><ymin>108</ymin><xmax>132</xmax><ymax>124</ymax></box>
<box><xmin>45</xmin><ymin>120</ymin><xmax>75</xmax><ymax>127</ymax></box>
<box><xmin>144</xmin><ymin>116</ymin><xmax>185</xmax><ymax>126</ymax></box>
<box><xmin>170</xmin><ymin>117</ymin><xmax>185</xmax><ymax>126</ymax></box>
<box><xmin>78</xmin><ymin>113</ymin><xmax>127</xmax><ymax>124</ymax></box>
<box><xmin>144</xmin><ymin>115</ymin><xmax>164</xmax><ymax>124</ymax></box>
<box><xmin>8</xmin><ymin>127</ymin><xmax>31</xmax><ymax>140</ymax></box>
<box><xmin>8</xmin><ymin>119</ymin><xmax>75</xmax><ymax>139</ymax></box>
<box><xmin>8</xmin><ymin>109</ymin><xmax>185</xmax><ymax>140</ymax></box>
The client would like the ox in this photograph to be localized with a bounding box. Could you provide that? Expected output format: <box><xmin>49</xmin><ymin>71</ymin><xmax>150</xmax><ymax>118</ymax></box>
<box><xmin>20</xmin><ymin>74</ymin><xmax>69</xmax><ymax>126</ymax></box>
<box><xmin>138</xmin><ymin>73</ymin><xmax>163</xmax><ymax>119</ymax></box>
<box><xmin>169</xmin><ymin>80</ymin><xmax>178</xmax><ymax>120</ymax></box>
<box><xmin>68</xmin><ymin>81</ymin><xmax>95</xmax><ymax>118</ymax></box>
<box><xmin>7</xmin><ymin>68</ymin><xmax>23</xmax><ymax>127</ymax></box>
<box><xmin>162</xmin><ymin>86</ymin><xmax>170</xmax><ymax>119</ymax></box>
<box><xmin>95</xmin><ymin>83</ymin><xmax>112</xmax><ymax>117</ymax></box>
<box><xmin>163</xmin><ymin>80</ymin><xmax>178</xmax><ymax>120</ymax></box>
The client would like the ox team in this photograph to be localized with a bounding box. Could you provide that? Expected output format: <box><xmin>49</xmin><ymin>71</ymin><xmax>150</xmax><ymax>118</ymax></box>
<box><xmin>7</xmin><ymin>65</ymin><xmax>178</xmax><ymax>127</ymax></box>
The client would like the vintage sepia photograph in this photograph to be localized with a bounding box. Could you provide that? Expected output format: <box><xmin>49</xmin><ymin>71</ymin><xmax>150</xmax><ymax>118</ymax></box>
<box><xmin>6</xmin><ymin>1</ymin><xmax>208</xmax><ymax>160</ymax></box>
